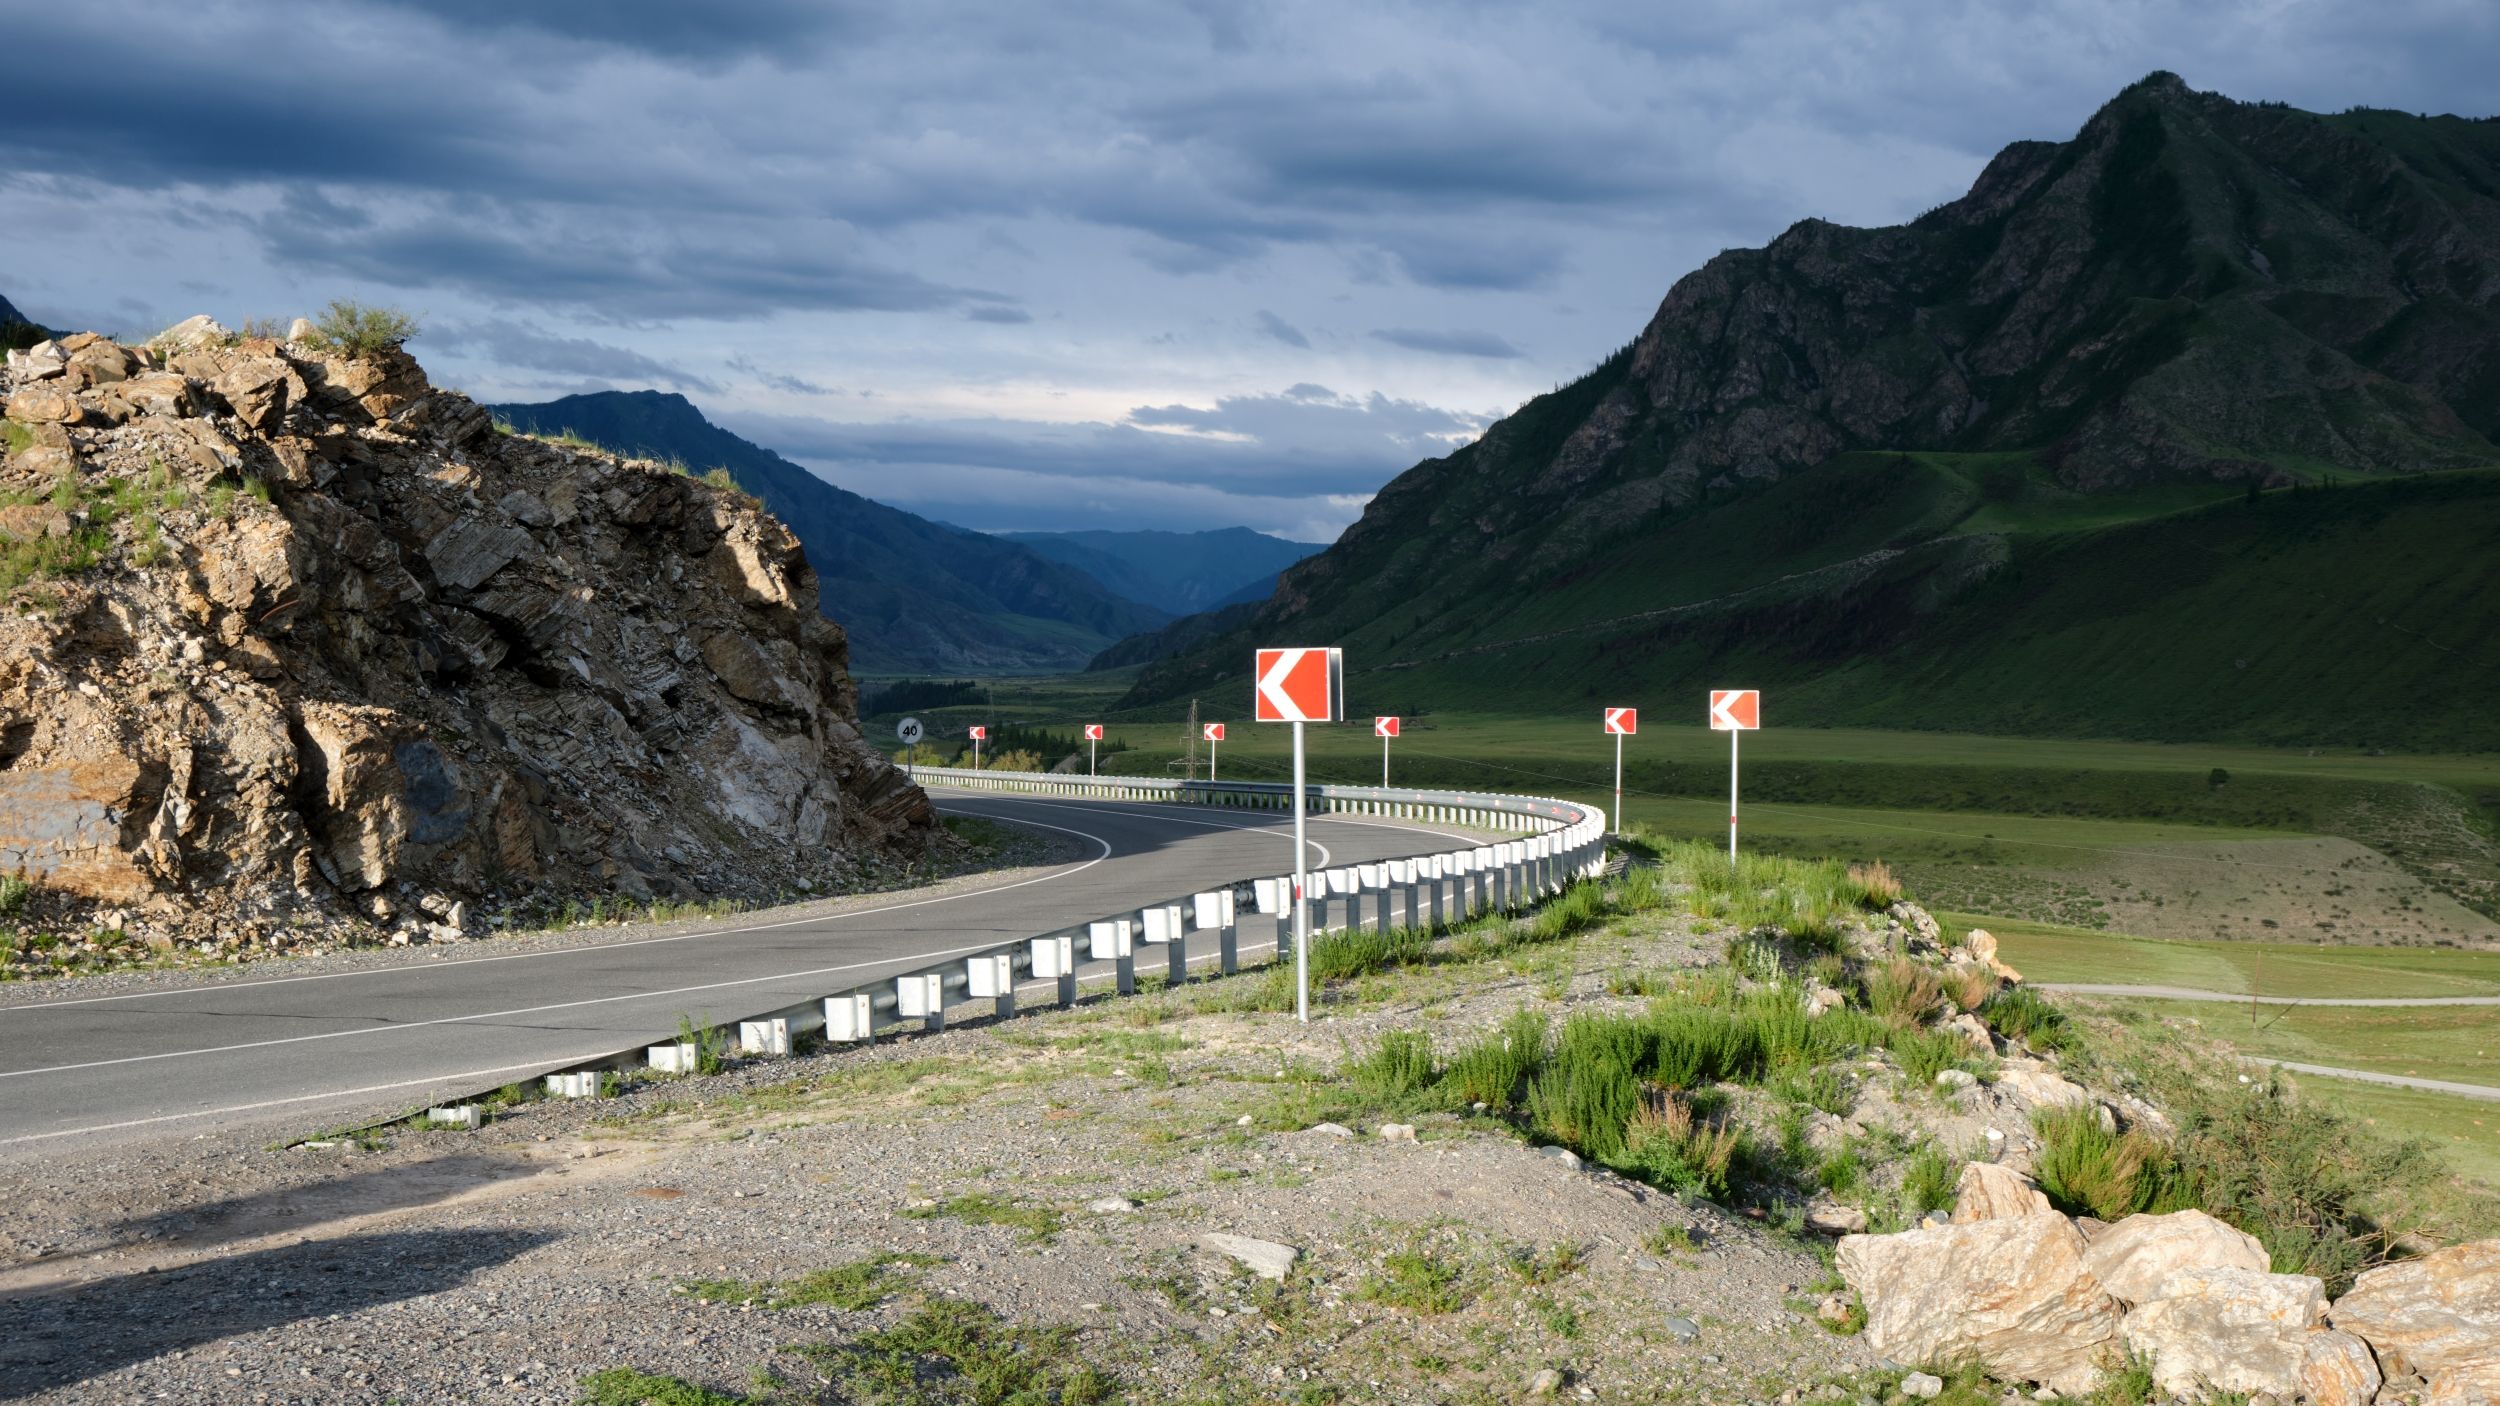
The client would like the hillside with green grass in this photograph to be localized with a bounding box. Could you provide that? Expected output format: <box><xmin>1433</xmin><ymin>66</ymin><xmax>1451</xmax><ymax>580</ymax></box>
<box><xmin>1119</xmin><ymin>75</ymin><xmax>2500</xmax><ymax>751</ymax></box>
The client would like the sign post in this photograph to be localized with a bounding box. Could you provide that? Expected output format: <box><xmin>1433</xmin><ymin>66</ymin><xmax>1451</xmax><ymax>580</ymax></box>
<box><xmin>1374</xmin><ymin>716</ymin><xmax>1399</xmax><ymax>787</ymax></box>
<box><xmin>896</xmin><ymin>716</ymin><xmax>924</xmax><ymax>780</ymax></box>
<box><xmin>1255</xmin><ymin>646</ymin><xmax>1343</xmax><ymax>1023</ymax></box>
<box><xmin>1202</xmin><ymin>721</ymin><xmax>1225</xmax><ymax>780</ymax></box>
<box><xmin>1083</xmin><ymin>723</ymin><xmax>1104</xmax><ymax>777</ymax></box>
<box><xmin>1602</xmin><ymin>707</ymin><xmax>1637</xmax><ymax>832</ymax></box>
<box><xmin>967</xmin><ymin>724</ymin><xmax>988</xmax><ymax>772</ymax></box>
<box><xmin>1708</xmin><ymin>690</ymin><xmax>1760</xmax><ymax>865</ymax></box>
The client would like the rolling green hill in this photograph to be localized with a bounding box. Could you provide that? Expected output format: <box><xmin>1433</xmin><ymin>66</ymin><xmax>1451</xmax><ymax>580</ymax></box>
<box><xmin>488</xmin><ymin>391</ymin><xmax>1167</xmax><ymax>674</ymax></box>
<box><xmin>1121</xmin><ymin>75</ymin><xmax>2500</xmax><ymax>751</ymax></box>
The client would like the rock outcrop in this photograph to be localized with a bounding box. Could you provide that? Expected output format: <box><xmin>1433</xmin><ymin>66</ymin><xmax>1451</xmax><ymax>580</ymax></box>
<box><xmin>0</xmin><ymin>321</ymin><xmax>936</xmax><ymax>956</ymax></box>
<box><xmin>1843</xmin><ymin>1159</ymin><xmax>2498</xmax><ymax>1405</ymax></box>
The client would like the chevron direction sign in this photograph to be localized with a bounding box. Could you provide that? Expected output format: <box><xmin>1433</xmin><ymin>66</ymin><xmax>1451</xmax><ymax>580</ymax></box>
<box><xmin>1253</xmin><ymin>647</ymin><xmax>1342</xmax><ymax>723</ymax></box>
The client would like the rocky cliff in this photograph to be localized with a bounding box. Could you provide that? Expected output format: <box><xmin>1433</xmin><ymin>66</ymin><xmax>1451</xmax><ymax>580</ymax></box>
<box><xmin>0</xmin><ymin>318</ymin><xmax>935</xmax><ymax>957</ymax></box>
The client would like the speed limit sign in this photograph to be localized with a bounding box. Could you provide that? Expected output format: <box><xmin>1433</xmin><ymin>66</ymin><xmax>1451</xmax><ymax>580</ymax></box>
<box><xmin>896</xmin><ymin>717</ymin><xmax>925</xmax><ymax>745</ymax></box>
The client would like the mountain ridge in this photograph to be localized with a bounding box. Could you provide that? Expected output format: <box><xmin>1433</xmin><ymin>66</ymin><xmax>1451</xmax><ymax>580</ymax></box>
<box><xmin>999</xmin><ymin>526</ymin><xmax>1322</xmax><ymax>616</ymax></box>
<box><xmin>487</xmin><ymin>390</ymin><xmax>1168</xmax><ymax>674</ymax></box>
<box><xmin>1121</xmin><ymin>74</ymin><xmax>2500</xmax><ymax>749</ymax></box>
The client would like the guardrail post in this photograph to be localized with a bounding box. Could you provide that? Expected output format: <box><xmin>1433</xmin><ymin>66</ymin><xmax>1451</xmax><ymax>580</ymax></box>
<box><xmin>1195</xmin><ymin>890</ymin><xmax>1237</xmax><ymax>976</ymax></box>
<box><xmin>1092</xmin><ymin>918</ymin><xmax>1136</xmax><ymax>996</ymax></box>
<box><xmin>1144</xmin><ymin>902</ymin><xmax>1187</xmax><ymax>985</ymax></box>
<box><xmin>826</xmin><ymin>992</ymin><xmax>875</xmax><ymax>1044</ymax></box>
<box><xmin>969</xmin><ymin>953</ymin><xmax>1016</xmax><ymax>1021</ymax></box>
<box><xmin>898</xmin><ymin>972</ymin><xmax>945</xmax><ymax>1033</ymax></box>
<box><xmin>1034</xmin><ymin>933</ymin><xmax>1077</xmax><ymax>1007</ymax></box>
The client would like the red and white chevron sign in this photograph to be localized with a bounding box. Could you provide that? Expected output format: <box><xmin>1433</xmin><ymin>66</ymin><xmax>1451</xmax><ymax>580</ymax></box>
<box><xmin>967</xmin><ymin>725</ymin><xmax>989</xmax><ymax>741</ymax></box>
<box><xmin>1082</xmin><ymin>724</ymin><xmax>1104</xmax><ymax>741</ymax></box>
<box><xmin>1374</xmin><ymin>716</ymin><xmax>1400</xmax><ymax>738</ymax></box>
<box><xmin>1202</xmin><ymin>722</ymin><xmax>1225</xmax><ymax>742</ymax></box>
<box><xmin>1254</xmin><ymin>647</ymin><xmax>1342</xmax><ymax>723</ymax></box>
<box><xmin>1708</xmin><ymin>690</ymin><xmax>1760</xmax><ymax>731</ymax></box>
<box><xmin>1603</xmin><ymin>707</ymin><xmax>1637</xmax><ymax>736</ymax></box>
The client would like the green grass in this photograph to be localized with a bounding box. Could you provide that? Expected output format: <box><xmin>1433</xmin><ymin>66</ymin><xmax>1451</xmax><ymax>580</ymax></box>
<box><xmin>788</xmin><ymin>1297</ymin><xmax>1119</xmax><ymax>1405</ymax></box>
<box><xmin>679</xmin><ymin>1252</ymin><xmax>944</xmax><ymax>1311</ymax></box>
<box><xmin>2299</xmin><ymin>1080</ymin><xmax>2500</xmax><ymax>1187</ymax></box>
<box><xmin>902</xmin><ymin>1193</ymin><xmax>1065</xmax><ymax>1243</ymax></box>
<box><xmin>576</xmin><ymin>1368</ymin><xmax>746</xmax><ymax>1405</ymax></box>
<box><xmin>1974</xmin><ymin>913</ymin><xmax>2500</xmax><ymax>997</ymax></box>
<box><xmin>2121</xmin><ymin>999</ymin><xmax>2500</xmax><ymax>1091</ymax></box>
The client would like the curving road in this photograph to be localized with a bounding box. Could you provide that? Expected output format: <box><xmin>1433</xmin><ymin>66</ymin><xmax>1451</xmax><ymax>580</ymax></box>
<box><xmin>0</xmin><ymin>791</ymin><xmax>1490</xmax><ymax>1160</ymax></box>
<box><xmin>2037</xmin><ymin>982</ymin><xmax>2500</xmax><ymax>1100</ymax></box>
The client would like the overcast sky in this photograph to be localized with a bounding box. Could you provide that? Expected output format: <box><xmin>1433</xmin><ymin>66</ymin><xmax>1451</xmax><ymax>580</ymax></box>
<box><xmin>4</xmin><ymin>1</ymin><xmax>2491</xmax><ymax>541</ymax></box>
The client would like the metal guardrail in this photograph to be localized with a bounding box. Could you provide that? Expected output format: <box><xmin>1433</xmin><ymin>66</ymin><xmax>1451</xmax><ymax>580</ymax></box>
<box><xmin>532</xmin><ymin>771</ymin><xmax>1610</xmax><ymax>1097</ymax></box>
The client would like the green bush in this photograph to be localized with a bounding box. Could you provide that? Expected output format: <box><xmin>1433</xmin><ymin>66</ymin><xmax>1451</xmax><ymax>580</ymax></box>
<box><xmin>1621</xmin><ymin>1092</ymin><xmax>1744</xmax><ymax>1199</ymax></box>
<box><xmin>1526</xmin><ymin>1019</ymin><xmax>1643</xmax><ymax>1162</ymax></box>
<box><xmin>1349</xmin><ymin>1030</ymin><xmax>1435</xmax><ymax>1104</ymax></box>
<box><xmin>304</xmin><ymin>299</ymin><xmax>420</xmax><ymax>356</ymax></box>
<box><xmin>1863</xmin><ymin>957</ymin><xmax>1947</xmax><ymax>1029</ymax></box>
<box><xmin>1441</xmin><ymin>1008</ymin><xmax>1545</xmax><ymax>1111</ymax></box>
<box><xmin>1981</xmin><ymin>986</ymin><xmax>2072</xmax><ymax>1052</ymax></box>
<box><xmin>2032</xmin><ymin>1105</ymin><xmax>2191</xmax><ymax>1222</ymax></box>
<box><xmin>1885</xmin><ymin>1026</ymin><xmax>1968</xmax><ymax>1087</ymax></box>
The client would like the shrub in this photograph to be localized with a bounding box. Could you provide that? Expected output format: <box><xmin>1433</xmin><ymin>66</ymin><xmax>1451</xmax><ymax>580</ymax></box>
<box><xmin>1847</xmin><ymin>860</ymin><xmax>1903</xmax><ymax>906</ymax></box>
<box><xmin>1981</xmin><ymin>986</ymin><xmax>2071</xmax><ymax>1052</ymax></box>
<box><xmin>1442</xmin><ymin>1008</ymin><xmax>1545</xmax><ymax>1111</ymax></box>
<box><xmin>1775</xmin><ymin>1065</ymin><xmax>1854</xmax><ymax>1117</ymax></box>
<box><xmin>1648</xmin><ymin>1005</ymin><xmax>1754</xmax><ymax>1088</ymax></box>
<box><xmin>1946</xmin><ymin>964</ymin><xmax>2001</xmax><ymax>1012</ymax></box>
<box><xmin>1349</xmin><ymin>1030</ymin><xmax>1435</xmax><ymax>1104</ymax></box>
<box><xmin>1863</xmin><ymin>957</ymin><xmax>1947</xmax><ymax>1029</ymax></box>
<box><xmin>2032</xmin><ymin>1105</ymin><xmax>2190</xmax><ymax>1222</ymax></box>
<box><xmin>1622</xmin><ymin>1091</ymin><xmax>1743</xmax><ymax>1199</ymax></box>
<box><xmin>1527</xmin><ymin>1019</ymin><xmax>1643</xmax><ymax>1161</ymax></box>
<box><xmin>0</xmin><ymin>875</ymin><xmax>28</xmax><ymax>917</ymax></box>
<box><xmin>1886</xmin><ymin>1026</ymin><xmax>1967</xmax><ymax>1087</ymax></box>
<box><xmin>1900</xmin><ymin>1143</ymin><xmax>1957</xmax><ymax>1217</ymax></box>
<box><xmin>304</xmin><ymin>299</ymin><xmax>420</xmax><ymax>356</ymax></box>
<box><xmin>2156</xmin><ymin>1074</ymin><xmax>2437</xmax><ymax>1293</ymax></box>
<box><xmin>1361</xmin><ymin>1243</ymin><xmax>1471</xmax><ymax>1314</ymax></box>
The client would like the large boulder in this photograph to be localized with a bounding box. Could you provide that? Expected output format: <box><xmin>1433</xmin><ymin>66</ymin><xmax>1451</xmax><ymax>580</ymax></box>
<box><xmin>2120</xmin><ymin>1266</ymin><xmax>2376</xmax><ymax>1404</ymax></box>
<box><xmin>1998</xmin><ymin>1058</ymin><xmax>2092</xmax><ymax>1110</ymax></box>
<box><xmin>1837</xmin><ymin>1212</ymin><xmax>2120</xmax><ymax>1395</ymax></box>
<box><xmin>2082</xmin><ymin>1209</ymin><xmax>2271</xmax><ymax>1305</ymax></box>
<box><xmin>2424</xmin><ymin>1355</ymin><xmax>2500</xmax><ymax>1406</ymax></box>
<box><xmin>2331</xmin><ymin>1239</ymin><xmax>2500</xmax><ymax>1379</ymax></box>
<box><xmin>1952</xmin><ymin>1161</ymin><xmax>2052</xmax><ymax>1224</ymax></box>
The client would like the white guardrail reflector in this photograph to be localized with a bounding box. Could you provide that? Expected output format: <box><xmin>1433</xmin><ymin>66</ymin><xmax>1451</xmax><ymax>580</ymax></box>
<box><xmin>648</xmin><ymin>1042</ymin><xmax>697</xmax><ymax>1073</ymax></box>
<box><xmin>739</xmin><ymin>1018</ymin><xmax>791</xmax><ymax>1057</ymax></box>
<box><xmin>826</xmin><ymin>992</ymin><xmax>874</xmax><ymax>1043</ymax></box>
<box><xmin>1255</xmin><ymin>877</ymin><xmax>1285</xmax><ymax>913</ymax></box>
<box><xmin>968</xmin><ymin>952</ymin><xmax>1014</xmax><ymax>998</ymax></box>
<box><xmin>545</xmin><ymin>1072</ymin><xmax>603</xmax><ymax>1099</ymax></box>
<box><xmin>1089</xmin><ymin>919</ymin><xmax>1134</xmax><ymax>958</ymax></box>
<box><xmin>1031</xmin><ymin>934</ymin><xmax>1074</xmax><ymax>977</ymax></box>
<box><xmin>1141</xmin><ymin>903</ymin><xmax>1184</xmax><ymax>942</ymax></box>
<box><xmin>1192</xmin><ymin>890</ymin><xmax>1234</xmax><ymax>928</ymax></box>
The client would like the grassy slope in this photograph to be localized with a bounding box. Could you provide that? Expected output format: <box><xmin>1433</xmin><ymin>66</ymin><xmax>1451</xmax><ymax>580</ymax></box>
<box><xmin>1974</xmin><ymin>913</ymin><xmax>2500</xmax><ymax>997</ymax></box>
<box><xmin>1290</xmin><ymin>464</ymin><xmax>2500</xmax><ymax>754</ymax></box>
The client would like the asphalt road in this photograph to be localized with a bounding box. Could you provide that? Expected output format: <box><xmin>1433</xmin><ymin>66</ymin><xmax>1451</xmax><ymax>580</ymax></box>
<box><xmin>0</xmin><ymin>791</ymin><xmax>1489</xmax><ymax>1160</ymax></box>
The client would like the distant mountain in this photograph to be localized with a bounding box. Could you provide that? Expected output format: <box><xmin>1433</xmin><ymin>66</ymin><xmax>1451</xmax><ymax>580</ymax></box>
<box><xmin>1123</xmin><ymin>75</ymin><xmax>2500</xmax><ymax>750</ymax></box>
<box><xmin>999</xmin><ymin>527</ymin><xmax>1323</xmax><ymax>614</ymax></box>
<box><xmin>0</xmin><ymin>291</ymin><xmax>46</xmax><ymax>347</ymax></box>
<box><xmin>487</xmin><ymin>391</ymin><xmax>1168</xmax><ymax>673</ymax></box>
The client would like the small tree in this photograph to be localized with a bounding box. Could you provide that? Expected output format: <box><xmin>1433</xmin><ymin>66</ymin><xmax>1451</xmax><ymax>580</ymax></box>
<box><xmin>305</xmin><ymin>300</ymin><xmax>421</xmax><ymax>356</ymax></box>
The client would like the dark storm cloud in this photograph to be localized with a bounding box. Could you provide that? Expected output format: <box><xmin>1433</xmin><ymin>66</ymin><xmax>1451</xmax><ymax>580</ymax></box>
<box><xmin>422</xmin><ymin>321</ymin><xmax>718</xmax><ymax>392</ymax></box>
<box><xmin>260</xmin><ymin>204</ymin><xmax>995</xmax><ymax>320</ymax></box>
<box><xmin>1370</xmin><ymin>328</ymin><xmax>1525</xmax><ymax>359</ymax></box>
<box><xmin>366</xmin><ymin>0</ymin><xmax>857</xmax><ymax>63</ymax></box>
<box><xmin>966</xmin><ymin>306</ymin><xmax>1034</xmax><ymax>324</ymax></box>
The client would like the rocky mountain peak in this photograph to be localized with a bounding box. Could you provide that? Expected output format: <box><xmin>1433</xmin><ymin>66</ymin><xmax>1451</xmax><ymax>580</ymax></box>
<box><xmin>0</xmin><ymin>318</ymin><xmax>936</xmax><ymax>955</ymax></box>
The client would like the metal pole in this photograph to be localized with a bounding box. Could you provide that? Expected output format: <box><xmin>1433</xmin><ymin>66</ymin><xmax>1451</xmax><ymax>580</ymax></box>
<box><xmin>1292</xmin><ymin>719</ymin><xmax>1309</xmax><ymax>1024</ymax></box>
<box><xmin>974</xmin><ymin>736</ymin><xmax>982</xmax><ymax>772</ymax></box>
<box><xmin>1089</xmin><ymin>736</ymin><xmax>1096</xmax><ymax>777</ymax></box>
<box><xmin>1382</xmin><ymin>733</ymin><xmax>1390</xmax><ymax>788</ymax></box>
<box><xmin>1728</xmin><ymin>726</ymin><xmax>1739</xmax><ymax>867</ymax></box>
<box><xmin>1211</xmin><ymin>738</ymin><xmax>1219</xmax><ymax>782</ymax></box>
<box><xmin>1613</xmin><ymin>730</ymin><xmax>1623</xmax><ymax>835</ymax></box>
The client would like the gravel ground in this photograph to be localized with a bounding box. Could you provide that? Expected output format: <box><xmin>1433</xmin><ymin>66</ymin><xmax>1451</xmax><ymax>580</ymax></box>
<box><xmin>0</xmin><ymin>898</ymin><xmax>1887</xmax><ymax>1406</ymax></box>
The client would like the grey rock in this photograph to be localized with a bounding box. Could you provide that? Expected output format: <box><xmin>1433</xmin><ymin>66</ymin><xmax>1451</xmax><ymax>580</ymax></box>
<box><xmin>1901</xmin><ymin>1372</ymin><xmax>1945</xmax><ymax>1400</ymax></box>
<box><xmin>1199</xmin><ymin>1233</ymin><xmax>1299</xmax><ymax>1281</ymax></box>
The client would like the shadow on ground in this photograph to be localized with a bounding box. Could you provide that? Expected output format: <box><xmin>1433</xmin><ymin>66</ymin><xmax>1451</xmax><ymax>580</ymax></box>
<box><xmin>0</xmin><ymin>1227</ymin><xmax>553</xmax><ymax>1399</ymax></box>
